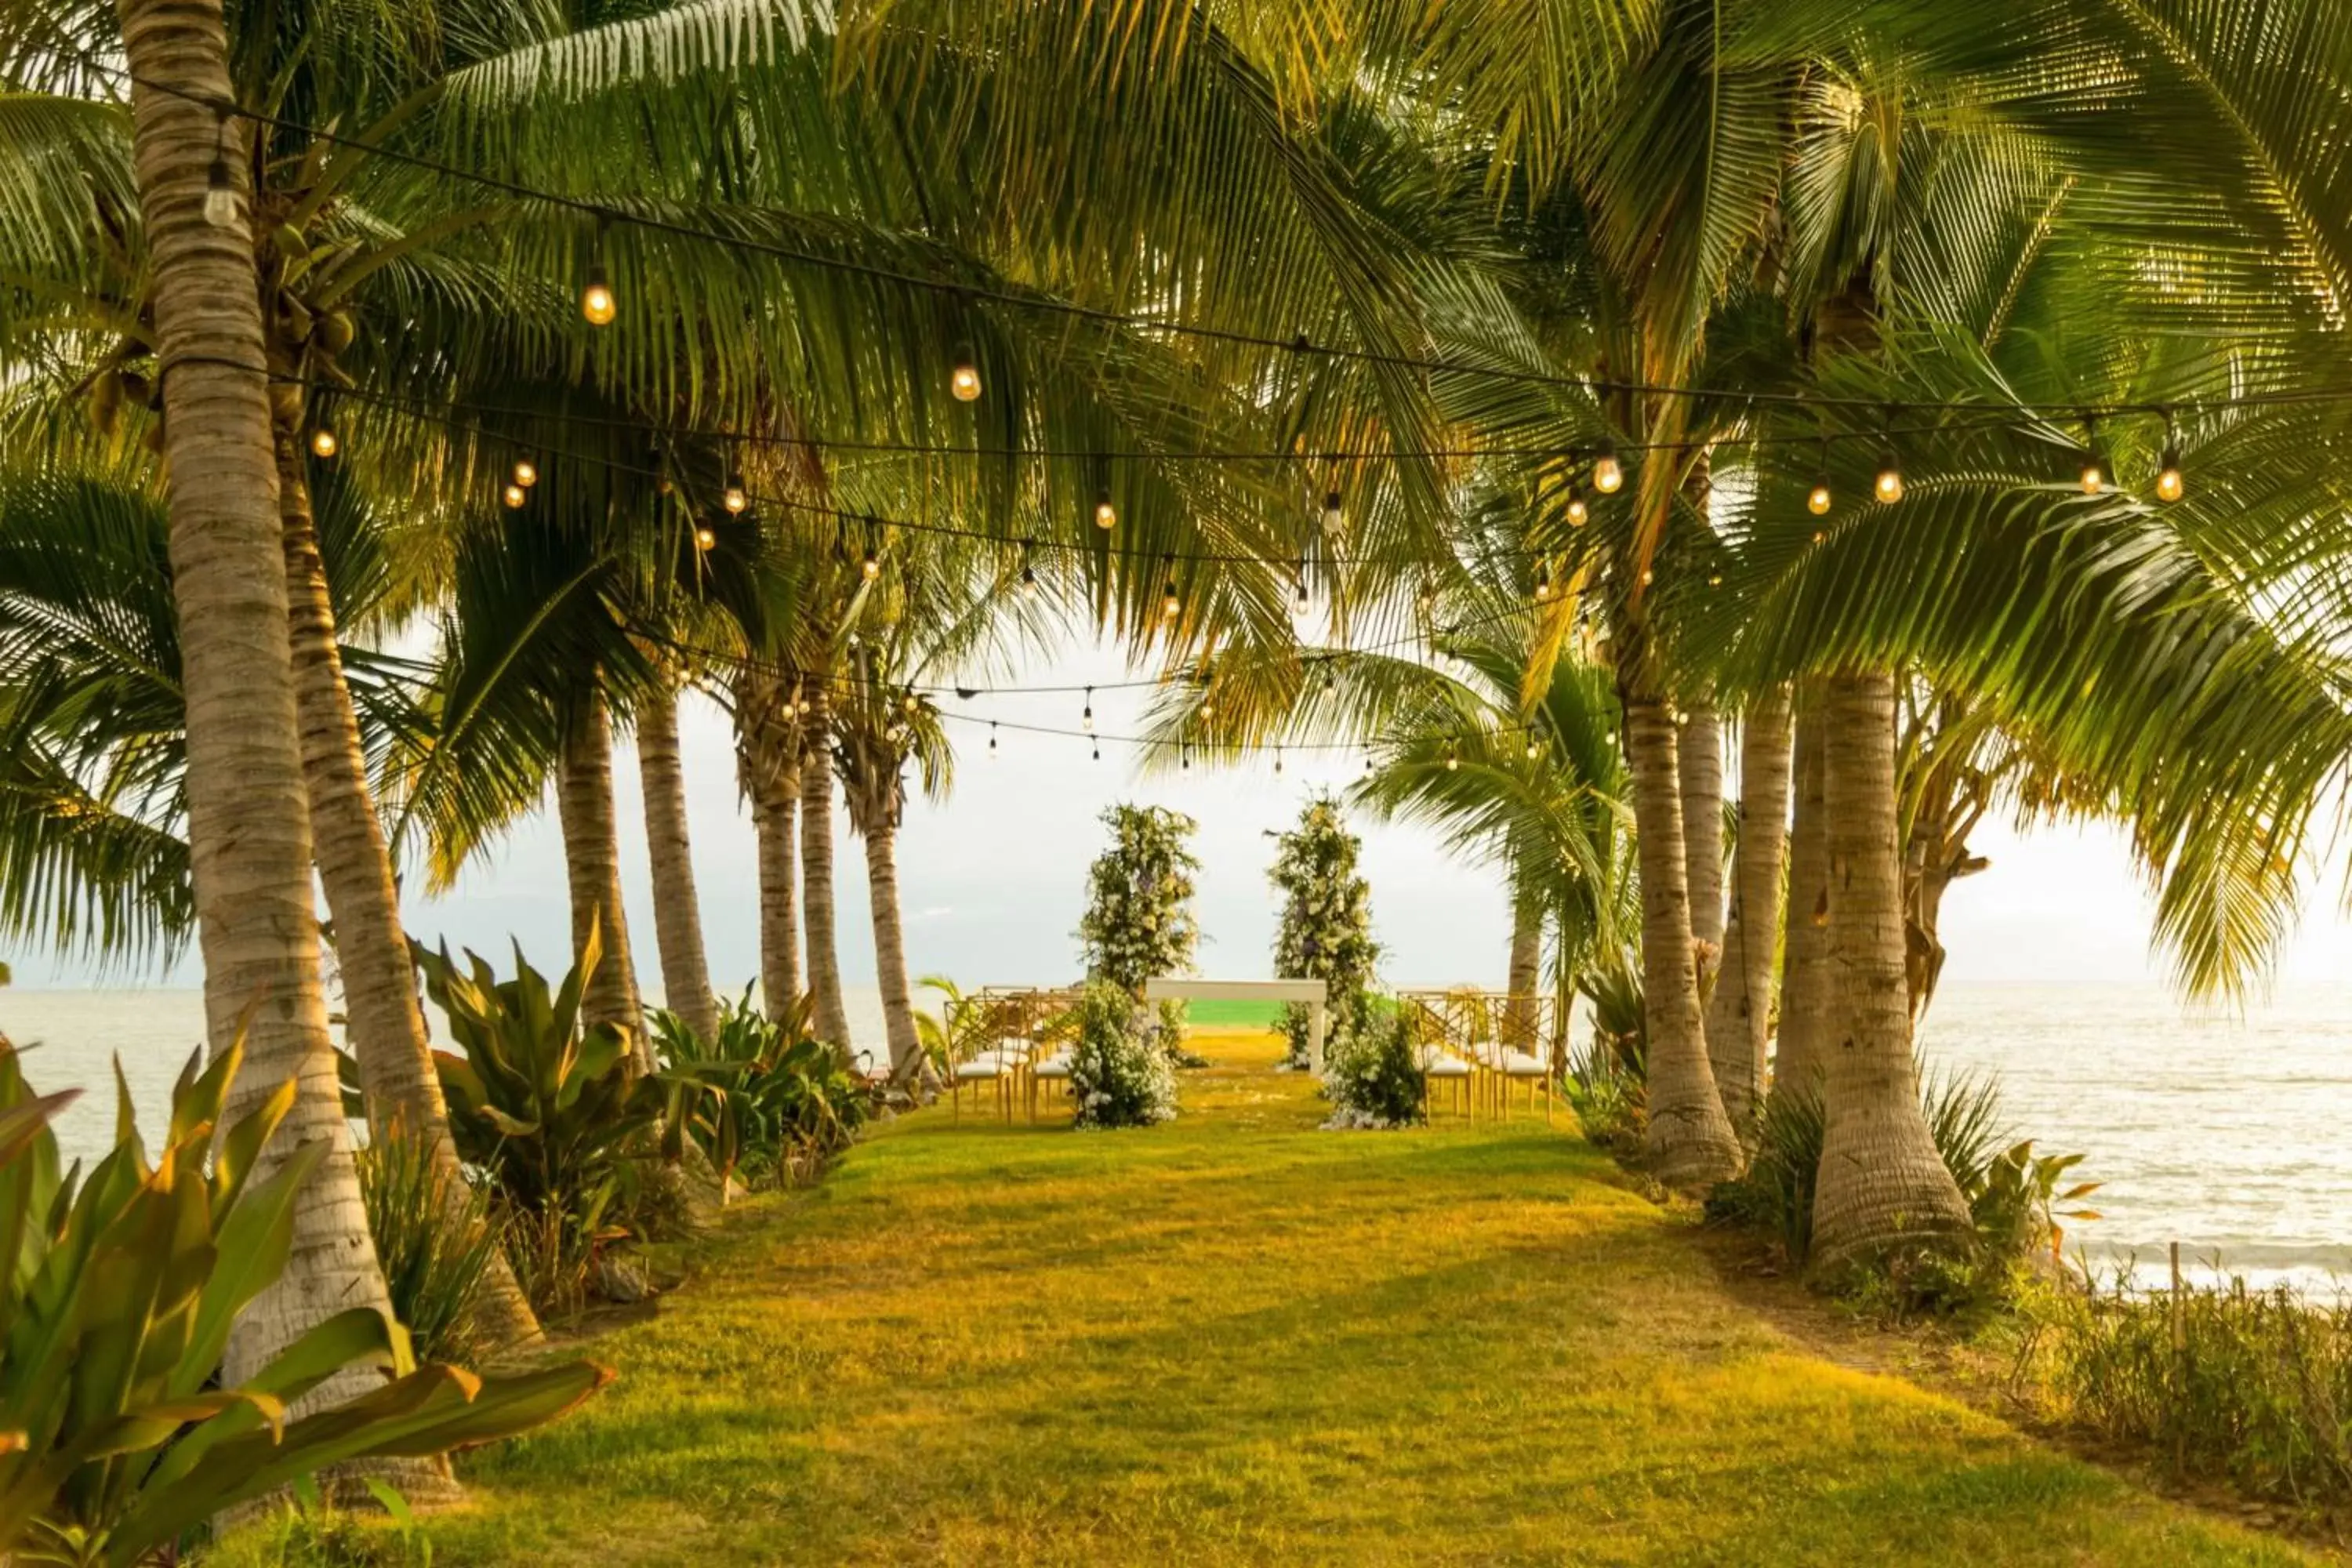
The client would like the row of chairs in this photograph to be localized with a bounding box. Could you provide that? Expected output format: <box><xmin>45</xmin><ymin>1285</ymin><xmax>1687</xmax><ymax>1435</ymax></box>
<box><xmin>1403</xmin><ymin>991</ymin><xmax>1563</xmax><ymax>1123</ymax></box>
<box><xmin>943</xmin><ymin>987</ymin><xmax>1085</xmax><ymax>1123</ymax></box>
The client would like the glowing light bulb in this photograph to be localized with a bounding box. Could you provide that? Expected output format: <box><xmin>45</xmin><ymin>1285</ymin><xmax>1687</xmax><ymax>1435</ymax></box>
<box><xmin>1093</xmin><ymin>488</ymin><xmax>1116</xmax><ymax>530</ymax></box>
<box><xmin>1446</xmin><ymin>746</ymin><xmax>1459</xmax><ymax>772</ymax></box>
<box><xmin>1020</xmin><ymin>561</ymin><xmax>1037</xmax><ymax>593</ymax></box>
<box><xmin>2079</xmin><ymin>456</ymin><xmax>2105</xmax><ymax>495</ymax></box>
<box><xmin>1321</xmin><ymin>490</ymin><xmax>1344</xmax><ymax>535</ymax></box>
<box><xmin>2157</xmin><ymin>446</ymin><xmax>2184</xmax><ymax>503</ymax></box>
<box><xmin>503</xmin><ymin>482</ymin><xmax>527</xmax><ymax>509</ymax></box>
<box><xmin>309</xmin><ymin>426</ymin><xmax>337</xmax><ymax>459</ymax></box>
<box><xmin>1639</xmin><ymin>568</ymin><xmax>1653</xmax><ymax>586</ymax></box>
<box><xmin>1808</xmin><ymin>478</ymin><xmax>1833</xmax><ymax>516</ymax></box>
<box><xmin>203</xmin><ymin>158</ymin><xmax>237</xmax><ymax>228</ymax></box>
<box><xmin>1592</xmin><ymin>444</ymin><xmax>1624</xmax><ymax>494</ymax></box>
<box><xmin>1526</xmin><ymin>738</ymin><xmax>1540</xmax><ymax>760</ymax></box>
<box><xmin>1566</xmin><ymin>491</ymin><xmax>1589</xmax><ymax>528</ymax></box>
<box><xmin>1161</xmin><ymin>583</ymin><xmax>1181</xmax><ymax>621</ymax></box>
<box><xmin>1811</xmin><ymin>529</ymin><xmax>1827</xmax><ymax>545</ymax></box>
<box><xmin>1294</xmin><ymin>574</ymin><xmax>1310</xmax><ymax>618</ymax></box>
<box><xmin>513</xmin><ymin>459</ymin><xmax>538</xmax><ymax>488</ymax></box>
<box><xmin>1873</xmin><ymin>452</ymin><xmax>1904</xmax><ymax>503</ymax></box>
<box><xmin>580</xmin><ymin>265</ymin><xmax>615</xmax><ymax>326</ymax></box>
<box><xmin>1534</xmin><ymin>563</ymin><xmax>1554</xmax><ymax>603</ymax></box>
<box><xmin>949</xmin><ymin>345</ymin><xmax>981</xmax><ymax>402</ymax></box>
<box><xmin>694</xmin><ymin>524</ymin><xmax>717</xmax><ymax>551</ymax></box>
<box><xmin>862</xmin><ymin>547</ymin><xmax>880</xmax><ymax>581</ymax></box>
<box><xmin>723</xmin><ymin>475</ymin><xmax>748</xmax><ymax>514</ymax></box>
<box><xmin>1708</xmin><ymin>573</ymin><xmax>1722</xmax><ymax>587</ymax></box>
<box><xmin>1082</xmin><ymin>688</ymin><xmax>1094</xmax><ymax>731</ymax></box>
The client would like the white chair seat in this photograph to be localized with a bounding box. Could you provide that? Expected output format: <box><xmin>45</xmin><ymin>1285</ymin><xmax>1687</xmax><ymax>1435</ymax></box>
<box><xmin>1495</xmin><ymin>1051</ymin><xmax>1547</xmax><ymax>1076</ymax></box>
<box><xmin>1417</xmin><ymin>1053</ymin><xmax>1472</xmax><ymax>1077</ymax></box>
<box><xmin>976</xmin><ymin>1047</ymin><xmax>1029</xmax><ymax>1068</ymax></box>
<box><xmin>1032</xmin><ymin>1054</ymin><xmax>1073</xmax><ymax>1079</ymax></box>
<box><xmin>955</xmin><ymin>1059</ymin><xmax>1006</xmax><ymax>1080</ymax></box>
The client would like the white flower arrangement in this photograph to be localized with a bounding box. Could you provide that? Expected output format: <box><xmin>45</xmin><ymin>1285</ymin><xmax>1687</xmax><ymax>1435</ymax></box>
<box><xmin>1266</xmin><ymin>796</ymin><xmax>1380</xmax><ymax>1068</ymax></box>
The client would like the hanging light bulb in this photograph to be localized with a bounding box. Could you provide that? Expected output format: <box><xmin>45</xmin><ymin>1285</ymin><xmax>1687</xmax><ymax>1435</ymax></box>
<box><xmin>502</xmin><ymin>481</ymin><xmax>527</xmax><ymax>509</ymax></box>
<box><xmin>2078</xmin><ymin>420</ymin><xmax>2106</xmax><ymax>495</ymax></box>
<box><xmin>694</xmin><ymin>524</ymin><xmax>717</xmax><ymax>551</ymax></box>
<box><xmin>1081</xmin><ymin>688</ymin><xmax>1094</xmax><ymax>731</ymax></box>
<box><xmin>513</xmin><ymin>458</ymin><xmax>539</xmax><ymax>488</ymax></box>
<box><xmin>1808</xmin><ymin>476</ymin><xmax>1833</xmax><ymax>515</ymax></box>
<box><xmin>2157</xmin><ymin>443</ymin><xmax>2185</xmax><ymax>503</ymax></box>
<box><xmin>1708</xmin><ymin>572</ymin><xmax>1722</xmax><ymax>587</ymax></box>
<box><xmin>1200</xmin><ymin>695</ymin><xmax>1216</xmax><ymax>720</ymax></box>
<box><xmin>1321</xmin><ymin>489</ymin><xmax>1345</xmax><ymax>536</ymax></box>
<box><xmin>861</xmin><ymin>545</ymin><xmax>880</xmax><ymax>581</ymax></box>
<box><xmin>1534</xmin><ymin>561</ymin><xmax>1554</xmax><ymax>602</ymax></box>
<box><xmin>1639</xmin><ymin>568</ymin><xmax>1653</xmax><ymax>586</ymax></box>
<box><xmin>1293</xmin><ymin>565</ymin><xmax>1311</xmax><ymax>619</ymax></box>
<box><xmin>1566</xmin><ymin>488</ymin><xmax>1589</xmax><ymax>528</ymax></box>
<box><xmin>1160</xmin><ymin>561</ymin><xmax>1181</xmax><ymax>622</ymax></box>
<box><xmin>308</xmin><ymin>426</ymin><xmax>337</xmax><ymax>459</ymax></box>
<box><xmin>988</xmin><ymin>722</ymin><xmax>999</xmax><ymax>757</ymax></box>
<box><xmin>1873</xmin><ymin>448</ymin><xmax>1904</xmax><ymax>503</ymax></box>
<box><xmin>1811</xmin><ymin>529</ymin><xmax>1827</xmax><ymax>545</ymax></box>
<box><xmin>1020</xmin><ymin>559</ymin><xmax>1038</xmax><ymax>593</ymax></box>
<box><xmin>203</xmin><ymin>157</ymin><xmax>238</xmax><ymax>228</ymax></box>
<box><xmin>723</xmin><ymin>472</ymin><xmax>749</xmax><ymax>514</ymax></box>
<box><xmin>1092</xmin><ymin>742</ymin><xmax>1102</xmax><ymax>763</ymax></box>
<box><xmin>1592</xmin><ymin>441</ymin><xmax>1624</xmax><ymax>495</ymax></box>
<box><xmin>1525</xmin><ymin>735</ymin><xmax>1541</xmax><ymax>761</ymax></box>
<box><xmin>1445</xmin><ymin>742</ymin><xmax>1459</xmax><ymax>772</ymax></box>
<box><xmin>1181</xmin><ymin>742</ymin><xmax>1191</xmax><ymax>772</ymax></box>
<box><xmin>949</xmin><ymin>343</ymin><xmax>982</xmax><ymax>402</ymax></box>
<box><xmin>580</xmin><ymin>263</ymin><xmax>616</xmax><ymax>327</ymax></box>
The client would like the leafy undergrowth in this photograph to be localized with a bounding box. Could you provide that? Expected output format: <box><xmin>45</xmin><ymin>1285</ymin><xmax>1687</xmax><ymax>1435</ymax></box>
<box><xmin>289</xmin><ymin>1030</ymin><xmax>2315</xmax><ymax>1566</ymax></box>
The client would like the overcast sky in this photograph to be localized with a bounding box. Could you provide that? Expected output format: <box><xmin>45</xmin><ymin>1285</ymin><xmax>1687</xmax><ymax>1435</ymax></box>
<box><xmin>12</xmin><ymin>636</ymin><xmax>2351</xmax><ymax>999</ymax></box>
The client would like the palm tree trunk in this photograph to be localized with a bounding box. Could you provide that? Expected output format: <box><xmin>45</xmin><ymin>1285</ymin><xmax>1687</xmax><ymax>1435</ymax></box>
<box><xmin>1704</xmin><ymin>687</ymin><xmax>1791</xmax><ymax>1134</ymax></box>
<box><xmin>1677</xmin><ymin>701</ymin><xmax>1726</xmax><ymax>980</ymax></box>
<box><xmin>799</xmin><ymin>682</ymin><xmax>853</xmax><ymax>1052</ymax></box>
<box><xmin>1809</xmin><ymin>670</ymin><xmax>1971</xmax><ymax>1270</ymax></box>
<box><xmin>557</xmin><ymin>695</ymin><xmax>648</xmax><ymax>1068</ymax></box>
<box><xmin>1774</xmin><ymin>699</ymin><xmax>1832</xmax><ymax>1096</ymax></box>
<box><xmin>733</xmin><ymin>673</ymin><xmax>804</xmax><ymax>1020</ymax></box>
<box><xmin>1624</xmin><ymin>695</ymin><xmax>1743</xmax><ymax>1189</ymax></box>
<box><xmin>864</xmin><ymin>823</ymin><xmax>923</xmax><ymax>1080</ymax></box>
<box><xmin>636</xmin><ymin>681</ymin><xmax>720</xmax><ymax>1044</ymax></box>
<box><xmin>278</xmin><ymin>437</ymin><xmax>539</xmax><ymax>1350</ymax></box>
<box><xmin>114</xmin><ymin>0</ymin><xmax>394</xmax><ymax>1408</ymax></box>
<box><xmin>1504</xmin><ymin>877</ymin><xmax>1542</xmax><ymax>1053</ymax></box>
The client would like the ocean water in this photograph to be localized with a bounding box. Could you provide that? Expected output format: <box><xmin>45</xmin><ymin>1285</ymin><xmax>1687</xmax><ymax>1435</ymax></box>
<box><xmin>3</xmin><ymin>981</ymin><xmax>2344</xmax><ymax>1291</ymax></box>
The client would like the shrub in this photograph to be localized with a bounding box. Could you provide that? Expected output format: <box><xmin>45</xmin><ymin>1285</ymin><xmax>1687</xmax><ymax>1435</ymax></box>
<box><xmin>2015</xmin><ymin>1272</ymin><xmax>2352</xmax><ymax>1507</ymax></box>
<box><xmin>0</xmin><ymin>1035</ymin><xmax>608</xmax><ymax>1566</ymax></box>
<box><xmin>650</xmin><ymin>989</ymin><xmax>876</xmax><ymax>1191</ymax></box>
<box><xmin>1068</xmin><ymin>982</ymin><xmax>1178</xmax><ymax>1128</ymax></box>
<box><xmin>1322</xmin><ymin>999</ymin><xmax>1425</xmax><ymax>1128</ymax></box>
<box><xmin>355</xmin><ymin>1127</ymin><xmax>499</xmax><ymax>1366</ymax></box>
<box><xmin>1563</xmin><ymin>1031</ymin><xmax>1646</xmax><ymax>1156</ymax></box>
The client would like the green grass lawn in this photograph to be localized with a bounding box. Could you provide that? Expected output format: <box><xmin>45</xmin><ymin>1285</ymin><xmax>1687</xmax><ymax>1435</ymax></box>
<box><xmin>401</xmin><ymin>1029</ymin><xmax>2312</xmax><ymax>1566</ymax></box>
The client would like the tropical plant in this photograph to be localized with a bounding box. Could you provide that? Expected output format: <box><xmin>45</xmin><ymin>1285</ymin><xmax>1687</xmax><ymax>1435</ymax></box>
<box><xmin>410</xmin><ymin>933</ymin><xmax>668</xmax><ymax>1315</ymax></box>
<box><xmin>354</xmin><ymin>1127</ymin><xmax>503</xmax><ymax>1368</ymax></box>
<box><xmin>649</xmin><ymin>991</ymin><xmax>875</xmax><ymax>1192</ymax></box>
<box><xmin>1067</xmin><ymin>981</ymin><xmax>1178</xmax><ymax>1130</ymax></box>
<box><xmin>0</xmin><ymin>1036</ymin><xmax>607</xmax><ymax>1565</ymax></box>
<box><xmin>1265</xmin><ymin>797</ymin><xmax>1380</xmax><ymax>1067</ymax></box>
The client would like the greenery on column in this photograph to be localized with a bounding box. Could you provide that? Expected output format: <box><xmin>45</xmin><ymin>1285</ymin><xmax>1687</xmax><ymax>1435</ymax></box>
<box><xmin>1265</xmin><ymin>794</ymin><xmax>1379</xmax><ymax>1066</ymax></box>
<box><xmin>1076</xmin><ymin>804</ymin><xmax>1202</xmax><ymax>1049</ymax></box>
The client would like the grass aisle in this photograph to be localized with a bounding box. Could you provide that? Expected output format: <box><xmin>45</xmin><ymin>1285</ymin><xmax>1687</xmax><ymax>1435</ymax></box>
<box><xmin>426</xmin><ymin>1029</ymin><xmax>2312</xmax><ymax>1566</ymax></box>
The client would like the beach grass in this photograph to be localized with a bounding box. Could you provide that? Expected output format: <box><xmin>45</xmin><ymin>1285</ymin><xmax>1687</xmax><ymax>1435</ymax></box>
<box><xmin>245</xmin><ymin>1028</ymin><xmax>2315</xmax><ymax>1566</ymax></box>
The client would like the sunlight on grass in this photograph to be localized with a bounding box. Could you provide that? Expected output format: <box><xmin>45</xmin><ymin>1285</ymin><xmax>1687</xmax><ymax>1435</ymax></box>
<box><xmin>412</xmin><ymin>1029</ymin><xmax>2314</xmax><ymax>1566</ymax></box>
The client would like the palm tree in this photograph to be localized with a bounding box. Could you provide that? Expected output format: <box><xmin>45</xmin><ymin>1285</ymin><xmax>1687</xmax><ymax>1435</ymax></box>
<box><xmin>731</xmin><ymin>661</ymin><xmax>805</xmax><ymax>1020</ymax></box>
<box><xmin>833</xmin><ymin>666</ymin><xmax>949</xmax><ymax>1082</ymax></box>
<box><xmin>1702</xmin><ymin>687</ymin><xmax>1790</xmax><ymax>1132</ymax></box>
<box><xmin>797</xmin><ymin>676</ymin><xmax>852</xmax><ymax>1053</ymax></box>
<box><xmin>635</xmin><ymin>673</ymin><xmax>720</xmax><ymax>1044</ymax></box>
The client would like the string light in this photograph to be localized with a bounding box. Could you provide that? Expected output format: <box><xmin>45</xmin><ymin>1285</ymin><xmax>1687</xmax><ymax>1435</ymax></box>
<box><xmin>1294</xmin><ymin>564</ymin><xmax>1311</xmax><ymax>618</ymax></box>
<box><xmin>1321</xmin><ymin>489</ymin><xmax>1345</xmax><ymax>535</ymax></box>
<box><xmin>1446</xmin><ymin>741</ymin><xmax>1459</xmax><ymax>772</ymax></box>
<box><xmin>580</xmin><ymin>263</ymin><xmax>616</xmax><ymax>326</ymax></box>
<box><xmin>1534</xmin><ymin>561</ymin><xmax>1554</xmax><ymax>602</ymax></box>
<box><xmin>308</xmin><ymin>426</ymin><xmax>337</xmax><ymax>459</ymax></box>
<box><xmin>861</xmin><ymin>544</ymin><xmax>881</xmax><ymax>581</ymax></box>
<box><xmin>723</xmin><ymin>470</ymin><xmax>749</xmax><ymax>514</ymax></box>
<box><xmin>1525</xmin><ymin>736</ymin><xmax>1541</xmax><ymax>760</ymax></box>
<box><xmin>1566</xmin><ymin>486</ymin><xmax>1589</xmax><ymax>527</ymax></box>
<box><xmin>1160</xmin><ymin>558</ymin><xmax>1181</xmax><ymax>621</ymax></box>
<box><xmin>2078</xmin><ymin>419</ymin><xmax>2106</xmax><ymax>495</ymax></box>
<box><xmin>1020</xmin><ymin>557</ymin><xmax>1038</xmax><ymax>593</ymax></box>
<box><xmin>694</xmin><ymin>523</ymin><xmax>717</xmax><ymax>551</ymax></box>
<box><xmin>1092</xmin><ymin>741</ymin><xmax>1102</xmax><ymax>762</ymax></box>
<box><xmin>503</xmin><ymin>481</ymin><xmax>527</xmax><ymax>509</ymax></box>
<box><xmin>202</xmin><ymin>107</ymin><xmax>237</xmax><ymax>228</ymax></box>
<box><xmin>1274</xmin><ymin>746</ymin><xmax>1283</xmax><ymax>776</ymax></box>
<box><xmin>1592</xmin><ymin>441</ymin><xmax>1624</xmax><ymax>495</ymax></box>
<box><xmin>1362</xmin><ymin>747</ymin><xmax>1374</xmax><ymax>776</ymax></box>
<box><xmin>949</xmin><ymin>343</ymin><xmax>982</xmax><ymax>402</ymax></box>
<box><xmin>988</xmin><ymin>721</ymin><xmax>999</xmax><ymax>757</ymax></box>
<box><xmin>1082</xmin><ymin>688</ymin><xmax>1094</xmax><ymax>731</ymax></box>
<box><xmin>1181</xmin><ymin>741</ymin><xmax>1191</xmax><ymax>771</ymax></box>
<box><xmin>513</xmin><ymin>458</ymin><xmax>538</xmax><ymax>488</ymax></box>
<box><xmin>1093</xmin><ymin>488</ymin><xmax>1116</xmax><ymax>530</ymax></box>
